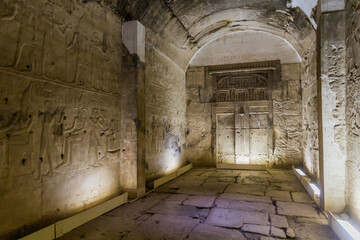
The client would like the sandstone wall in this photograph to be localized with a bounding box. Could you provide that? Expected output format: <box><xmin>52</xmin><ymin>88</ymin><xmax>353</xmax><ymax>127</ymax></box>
<box><xmin>301</xmin><ymin>42</ymin><xmax>320</xmax><ymax>182</ymax></box>
<box><xmin>345</xmin><ymin>0</ymin><xmax>360</xmax><ymax>225</ymax></box>
<box><xmin>144</xmin><ymin>44</ymin><xmax>187</xmax><ymax>181</ymax></box>
<box><xmin>0</xmin><ymin>1</ymin><xmax>123</xmax><ymax>238</ymax></box>
<box><xmin>186</xmin><ymin>63</ymin><xmax>303</xmax><ymax>168</ymax></box>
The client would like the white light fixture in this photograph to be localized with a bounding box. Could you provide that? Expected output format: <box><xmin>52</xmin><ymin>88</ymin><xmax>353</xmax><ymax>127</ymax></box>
<box><xmin>309</xmin><ymin>183</ymin><xmax>321</xmax><ymax>197</ymax></box>
<box><xmin>295</xmin><ymin>168</ymin><xmax>306</xmax><ymax>176</ymax></box>
<box><xmin>338</xmin><ymin>220</ymin><xmax>360</xmax><ymax>240</ymax></box>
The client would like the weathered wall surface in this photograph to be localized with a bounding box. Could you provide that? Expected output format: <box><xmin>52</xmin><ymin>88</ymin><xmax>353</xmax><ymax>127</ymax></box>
<box><xmin>273</xmin><ymin>63</ymin><xmax>303</xmax><ymax>167</ymax></box>
<box><xmin>345</xmin><ymin>0</ymin><xmax>360</xmax><ymax>225</ymax></box>
<box><xmin>301</xmin><ymin>42</ymin><xmax>320</xmax><ymax>182</ymax></box>
<box><xmin>186</xmin><ymin>63</ymin><xmax>303</xmax><ymax>168</ymax></box>
<box><xmin>185</xmin><ymin>67</ymin><xmax>212</xmax><ymax>166</ymax></box>
<box><xmin>144</xmin><ymin>44</ymin><xmax>187</xmax><ymax>181</ymax></box>
<box><xmin>0</xmin><ymin>1</ymin><xmax>123</xmax><ymax>238</ymax></box>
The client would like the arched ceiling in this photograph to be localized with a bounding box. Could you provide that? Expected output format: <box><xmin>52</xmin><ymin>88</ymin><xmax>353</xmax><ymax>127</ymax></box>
<box><xmin>114</xmin><ymin>0</ymin><xmax>317</xmax><ymax>69</ymax></box>
<box><xmin>189</xmin><ymin>31</ymin><xmax>302</xmax><ymax>66</ymax></box>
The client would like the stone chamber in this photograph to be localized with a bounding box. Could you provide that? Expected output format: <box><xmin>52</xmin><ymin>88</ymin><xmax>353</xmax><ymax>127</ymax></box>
<box><xmin>0</xmin><ymin>0</ymin><xmax>359</xmax><ymax>239</ymax></box>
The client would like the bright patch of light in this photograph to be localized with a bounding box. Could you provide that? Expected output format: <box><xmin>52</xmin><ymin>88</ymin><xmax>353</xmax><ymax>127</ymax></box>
<box><xmin>295</xmin><ymin>168</ymin><xmax>306</xmax><ymax>176</ymax></box>
<box><xmin>309</xmin><ymin>183</ymin><xmax>320</xmax><ymax>197</ymax></box>
<box><xmin>338</xmin><ymin>220</ymin><xmax>360</xmax><ymax>240</ymax></box>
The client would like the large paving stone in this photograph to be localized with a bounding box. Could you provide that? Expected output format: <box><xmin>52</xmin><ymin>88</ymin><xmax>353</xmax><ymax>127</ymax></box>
<box><xmin>188</xmin><ymin>223</ymin><xmax>246</xmax><ymax>240</ymax></box>
<box><xmin>225</xmin><ymin>184</ymin><xmax>267</xmax><ymax>196</ymax></box>
<box><xmin>270</xmin><ymin>226</ymin><xmax>286</xmax><ymax>238</ymax></box>
<box><xmin>288</xmin><ymin>219</ymin><xmax>339</xmax><ymax>240</ymax></box>
<box><xmin>147</xmin><ymin>201</ymin><xmax>199</xmax><ymax>218</ymax></box>
<box><xmin>123</xmin><ymin>214</ymin><xmax>199</xmax><ymax>240</ymax></box>
<box><xmin>58</xmin><ymin>215</ymin><xmax>140</xmax><ymax>240</ymax></box>
<box><xmin>205</xmin><ymin>207</ymin><xmax>269</xmax><ymax>228</ymax></box>
<box><xmin>265</xmin><ymin>190</ymin><xmax>292</xmax><ymax>201</ymax></box>
<box><xmin>165</xmin><ymin>194</ymin><xmax>189</xmax><ymax>204</ymax></box>
<box><xmin>291</xmin><ymin>192</ymin><xmax>314</xmax><ymax>204</ymax></box>
<box><xmin>215</xmin><ymin>198</ymin><xmax>276</xmax><ymax>213</ymax></box>
<box><xmin>276</xmin><ymin>201</ymin><xmax>320</xmax><ymax>218</ymax></box>
<box><xmin>206</xmin><ymin>176</ymin><xmax>237</xmax><ymax>183</ymax></box>
<box><xmin>183</xmin><ymin>195</ymin><xmax>216</xmax><ymax>208</ymax></box>
<box><xmin>241</xmin><ymin>224</ymin><xmax>270</xmax><ymax>236</ymax></box>
<box><xmin>268</xmin><ymin>181</ymin><xmax>304</xmax><ymax>192</ymax></box>
<box><xmin>219</xmin><ymin>193</ymin><xmax>272</xmax><ymax>203</ymax></box>
<box><xmin>270</xmin><ymin>214</ymin><xmax>289</xmax><ymax>228</ymax></box>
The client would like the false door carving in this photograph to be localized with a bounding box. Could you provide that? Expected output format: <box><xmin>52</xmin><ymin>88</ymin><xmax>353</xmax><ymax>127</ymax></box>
<box><xmin>214</xmin><ymin>101</ymin><xmax>273</xmax><ymax>165</ymax></box>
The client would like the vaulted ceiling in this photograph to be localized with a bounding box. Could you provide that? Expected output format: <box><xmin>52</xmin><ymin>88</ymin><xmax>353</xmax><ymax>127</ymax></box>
<box><xmin>113</xmin><ymin>0</ymin><xmax>317</xmax><ymax>68</ymax></box>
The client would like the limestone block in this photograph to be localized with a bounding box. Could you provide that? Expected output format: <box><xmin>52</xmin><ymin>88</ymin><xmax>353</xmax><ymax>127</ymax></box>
<box><xmin>225</xmin><ymin>184</ymin><xmax>267</xmax><ymax>196</ymax></box>
<box><xmin>123</xmin><ymin>214</ymin><xmax>199</xmax><ymax>240</ymax></box>
<box><xmin>265</xmin><ymin>190</ymin><xmax>292</xmax><ymax>201</ymax></box>
<box><xmin>206</xmin><ymin>208</ymin><xmax>269</xmax><ymax>228</ymax></box>
<box><xmin>270</xmin><ymin>226</ymin><xmax>286</xmax><ymax>238</ymax></box>
<box><xmin>183</xmin><ymin>195</ymin><xmax>216</xmax><ymax>208</ymax></box>
<box><xmin>276</xmin><ymin>201</ymin><xmax>320</xmax><ymax>218</ymax></box>
<box><xmin>270</xmin><ymin>214</ymin><xmax>289</xmax><ymax>228</ymax></box>
<box><xmin>241</xmin><ymin>224</ymin><xmax>270</xmax><ymax>236</ymax></box>
<box><xmin>219</xmin><ymin>193</ymin><xmax>272</xmax><ymax>204</ymax></box>
<box><xmin>291</xmin><ymin>192</ymin><xmax>314</xmax><ymax>204</ymax></box>
<box><xmin>281</xmin><ymin>64</ymin><xmax>301</xmax><ymax>81</ymax></box>
<box><xmin>188</xmin><ymin>224</ymin><xmax>246</xmax><ymax>240</ymax></box>
<box><xmin>216</xmin><ymin>198</ymin><xmax>275</xmax><ymax>213</ymax></box>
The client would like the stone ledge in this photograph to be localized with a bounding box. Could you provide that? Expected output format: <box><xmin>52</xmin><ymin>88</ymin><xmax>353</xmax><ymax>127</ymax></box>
<box><xmin>19</xmin><ymin>192</ymin><xmax>128</xmax><ymax>240</ymax></box>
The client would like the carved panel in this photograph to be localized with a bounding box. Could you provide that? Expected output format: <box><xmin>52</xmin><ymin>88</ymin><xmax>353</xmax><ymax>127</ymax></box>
<box><xmin>209</xmin><ymin>61</ymin><xmax>280</xmax><ymax>103</ymax></box>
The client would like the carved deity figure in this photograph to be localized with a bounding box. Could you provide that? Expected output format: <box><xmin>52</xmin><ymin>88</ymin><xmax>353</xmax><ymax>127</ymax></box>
<box><xmin>0</xmin><ymin>84</ymin><xmax>34</xmax><ymax>177</ymax></box>
<box><xmin>37</xmin><ymin>101</ymin><xmax>63</xmax><ymax>178</ymax></box>
<box><xmin>101</xmin><ymin>118</ymin><xmax>120</xmax><ymax>161</ymax></box>
<box><xmin>88</xmin><ymin>108</ymin><xmax>105</xmax><ymax>167</ymax></box>
<box><xmin>57</xmin><ymin>109</ymin><xmax>87</xmax><ymax>168</ymax></box>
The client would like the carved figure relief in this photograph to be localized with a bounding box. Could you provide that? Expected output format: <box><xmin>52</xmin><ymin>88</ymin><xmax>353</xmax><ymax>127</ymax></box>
<box><xmin>37</xmin><ymin>101</ymin><xmax>63</xmax><ymax>178</ymax></box>
<box><xmin>0</xmin><ymin>84</ymin><xmax>35</xmax><ymax>177</ymax></box>
<box><xmin>57</xmin><ymin>109</ymin><xmax>86</xmax><ymax>168</ymax></box>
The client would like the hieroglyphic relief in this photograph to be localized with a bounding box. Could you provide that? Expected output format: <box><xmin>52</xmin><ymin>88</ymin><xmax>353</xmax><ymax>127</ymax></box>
<box><xmin>0</xmin><ymin>77</ymin><xmax>121</xmax><ymax>179</ymax></box>
<box><xmin>0</xmin><ymin>0</ymin><xmax>121</xmax><ymax>95</ymax></box>
<box><xmin>215</xmin><ymin>74</ymin><xmax>270</xmax><ymax>102</ymax></box>
<box><xmin>0</xmin><ymin>83</ymin><xmax>35</xmax><ymax>177</ymax></box>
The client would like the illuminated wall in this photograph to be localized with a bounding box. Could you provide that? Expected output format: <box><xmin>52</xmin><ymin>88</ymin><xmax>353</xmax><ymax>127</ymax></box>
<box><xmin>0</xmin><ymin>1</ymin><xmax>123</xmax><ymax>238</ymax></box>
<box><xmin>345</xmin><ymin>0</ymin><xmax>360</xmax><ymax>225</ymax></box>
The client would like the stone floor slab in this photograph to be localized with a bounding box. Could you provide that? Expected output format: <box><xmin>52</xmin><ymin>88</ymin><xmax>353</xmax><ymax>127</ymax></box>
<box><xmin>219</xmin><ymin>193</ymin><xmax>272</xmax><ymax>203</ymax></box>
<box><xmin>276</xmin><ymin>201</ymin><xmax>320</xmax><ymax>218</ymax></box>
<box><xmin>215</xmin><ymin>198</ymin><xmax>275</xmax><ymax>213</ymax></box>
<box><xmin>270</xmin><ymin>226</ymin><xmax>286</xmax><ymax>238</ymax></box>
<box><xmin>225</xmin><ymin>184</ymin><xmax>267</xmax><ymax>196</ymax></box>
<box><xmin>265</xmin><ymin>190</ymin><xmax>292</xmax><ymax>201</ymax></box>
<box><xmin>292</xmin><ymin>192</ymin><xmax>314</xmax><ymax>203</ymax></box>
<box><xmin>205</xmin><ymin>207</ymin><xmax>269</xmax><ymax>228</ymax></box>
<box><xmin>183</xmin><ymin>195</ymin><xmax>216</xmax><ymax>208</ymax></box>
<box><xmin>269</xmin><ymin>214</ymin><xmax>289</xmax><ymax>228</ymax></box>
<box><xmin>123</xmin><ymin>214</ymin><xmax>199</xmax><ymax>240</ymax></box>
<box><xmin>147</xmin><ymin>201</ymin><xmax>199</xmax><ymax>218</ymax></box>
<box><xmin>241</xmin><ymin>224</ymin><xmax>270</xmax><ymax>236</ymax></box>
<box><xmin>188</xmin><ymin>223</ymin><xmax>246</xmax><ymax>240</ymax></box>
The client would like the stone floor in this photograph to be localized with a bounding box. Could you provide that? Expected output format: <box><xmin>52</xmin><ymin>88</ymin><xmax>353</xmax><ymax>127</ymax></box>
<box><xmin>58</xmin><ymin>168</ymin><xmax>339</xmax><ymax>240</ymax></box>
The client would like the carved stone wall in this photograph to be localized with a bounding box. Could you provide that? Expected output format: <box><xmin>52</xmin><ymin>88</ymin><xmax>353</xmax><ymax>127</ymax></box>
<box><xmin>144</xmin><ymin>44</ymin><xmax>187</xmax><ymax>181</ymax></box>
<box><xmin>186</xmin><ymin>62</ymin><xmax>303</xmax><ymax>167</ymax></box>
<box><xmin>345</xmin><ymin>0</ymin><xmax>360</xmax><ymax>225</ymax></box>
<box><xmin>0</xmin><ymin>1</ymin><xmax>123</xmax><ymax>238</ymax></box>
<box><xmin>301</xmin><ymin>42</ymin><xmax>320</xmax><ymax>183</ymax></box>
